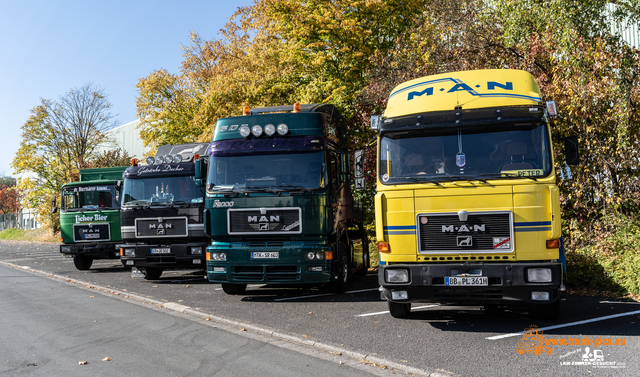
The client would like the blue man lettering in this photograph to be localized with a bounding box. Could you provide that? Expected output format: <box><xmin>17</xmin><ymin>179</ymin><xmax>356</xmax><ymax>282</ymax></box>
<box><xmin>447</xmin><ymin>83</ymin><xmax>474</xmax><ymax>93</ymax></box>
<box><xmin>407</xmin><ymin>87</ymin><xmax>434</xmax><ymax>100</ymax></box>
<box><xmin>487</xmin><ymin>81</ymin><xmax>513</xmax><ymax>90</ymax></box>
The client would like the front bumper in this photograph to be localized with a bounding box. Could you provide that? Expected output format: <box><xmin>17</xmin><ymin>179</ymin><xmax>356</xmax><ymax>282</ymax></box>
<box><xmin>379</xmin><ymin>262</ymin><xmax>563</xmax><ymax>305</ymax></box>
<box><xmin>60</xmin><ymin>242</ymin><xmax>120</xmax><ymax>259</ymax></box>
<box><xmin>206</xmin><ymin>244</ymin><xmax>335</xmax><ymax>284</ymax></box>
<box><xmin>119</xmin><ymin>243</ymin><xmax>207</xmax><ymax>269</ymax></box>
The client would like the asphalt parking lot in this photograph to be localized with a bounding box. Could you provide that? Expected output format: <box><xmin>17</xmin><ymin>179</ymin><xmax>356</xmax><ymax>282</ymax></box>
<box><xmin>1</xmin><ymin>240</ymin><xmax>638</xmax><ymax>377</ymax></box>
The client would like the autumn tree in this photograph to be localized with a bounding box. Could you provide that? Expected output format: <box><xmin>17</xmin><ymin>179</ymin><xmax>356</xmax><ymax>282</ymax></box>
<box><xmin>12</xmin><ymin>83</ymin><xmax>118</xmax><ymax>231</ymax></box>
<box><xmin>87</xmin><ymin>148</ymin><xmax>133</xmax><ymax>168</ymax></box>
<box><xmin>0</xmin><ymin>184</ymin><xmax>21</xmax><ymax>214</ymax></box>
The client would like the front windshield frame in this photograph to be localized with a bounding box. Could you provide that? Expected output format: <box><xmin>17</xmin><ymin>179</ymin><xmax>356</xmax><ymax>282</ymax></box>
<box><xmin>207</xmin><ymin>150</ymin><xmax>327</xmax><ymax>193</ymax></box>
<box><xmin>62</xmin><ymin>185</ymin><xmax>118</xmax><ymax>211</ymax></box>
<box><xmin>378</xmin><ymin>122</ymin><xmax>553</xmax><ymax>184</ymax></box>
<box><xmin>122</xmin><ymin>174</ymin><xmax>204</xmax><ymax>206</ymax></box>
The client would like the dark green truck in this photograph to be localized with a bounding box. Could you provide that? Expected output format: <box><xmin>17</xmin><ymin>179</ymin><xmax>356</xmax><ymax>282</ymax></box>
<box><xmin>204</xmin><ymin>103</ymin><xmax>369</xmax><ymax>294</ymax></box>
<box><xmin>58</xmin><ymin>167</ymin><xmax>126</xmax><ymax>270</ymax></box>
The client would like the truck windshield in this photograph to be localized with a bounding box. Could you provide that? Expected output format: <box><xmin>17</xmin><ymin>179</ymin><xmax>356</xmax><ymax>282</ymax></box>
<box><xmin>62</xmin><ymin>185</ymin><xmax>117</xmax><ymax>210</ymax></box>
<box><xmin>208</xmin><ymin>151</ymin><xmax>326</xmax><ymax>191</ymax></box>
<box><xmin>379</xmin><ymin>123</ymin><xmax>552</xmax><ymax>183</ymax></box>
<box><xmin>122</xmin><ymin>175</ymin><xmax>203</xmax><ymax>205</ymax></box>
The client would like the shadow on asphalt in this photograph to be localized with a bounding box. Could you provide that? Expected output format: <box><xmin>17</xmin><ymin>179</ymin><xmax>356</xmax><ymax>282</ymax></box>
<box><xmin>397</xmin><ymin>295</ymin><xmax>640</xmax><ymax>336</ymax></box>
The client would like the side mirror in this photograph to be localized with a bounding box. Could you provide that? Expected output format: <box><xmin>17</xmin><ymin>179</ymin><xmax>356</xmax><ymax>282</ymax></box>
<box><xmin>115</xmin><ymin>180</ymin><xmax>122</xmax><ymax>203</ymax></box>
<box><xmin>564</xmin><ymin>136</ymin><xmax>579</xmax><ymax>165</ymax></box>
<box><xmin>195</xmin><ymin>156</ymin><xmax>206</xmax><ymax>180</ymax></box>
<box><xmin>52</xmin><ymin>196</ymin><xmax>57</xmax><ymax>214</ymax></box>
<box><xmin>370</xmin><ymin>115</ymin><xmax>380</xmax><ymax>131</ymax></box>
<box><xmin>354</xmin><ymin>150</ymin><xmax>365</xmax><ymax>191</ymax></box>
<box><xmin>339</xmin><ymin>153</ymin><xmax>350</xmax><ymax>183</ymax></box>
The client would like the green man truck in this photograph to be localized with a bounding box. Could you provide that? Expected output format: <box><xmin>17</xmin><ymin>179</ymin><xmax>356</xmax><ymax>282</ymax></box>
<box><xmin>204</xmin><ymin>103</ymin><xmax>369</xmax><ymax>294</ymax></box>
<box><xmin>58</xmin><ymin>167</ymin><xmax>127</xmax><ymax>270</ymax></box>
<box><xmin>370</xmin><ymin>69</ymin><xmax>578</xmax><ymax>319</ymax></box>
<box><xmin>119</xmin><ymin>143</ymin><xmax>210</xmax><ymax>280</ymax></box>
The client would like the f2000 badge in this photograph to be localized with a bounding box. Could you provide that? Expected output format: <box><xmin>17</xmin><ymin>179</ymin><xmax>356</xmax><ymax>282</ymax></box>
<box><xmin>212</xmin><ymin>200</ymin><xmax>234</xmax><ymax>208</ymax></box>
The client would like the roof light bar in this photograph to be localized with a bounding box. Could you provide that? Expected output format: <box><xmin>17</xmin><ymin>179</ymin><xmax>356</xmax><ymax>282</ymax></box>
<box><xmin>251</xmin><ymin>125</ymin><xmax>263</xmax><ymax>137</ymax></box>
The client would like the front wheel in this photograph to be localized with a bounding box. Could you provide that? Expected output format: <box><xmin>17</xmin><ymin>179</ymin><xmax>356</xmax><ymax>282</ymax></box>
<box><xmin>222</xmin><ymin>283</ymin><xmax>247</xmax><ymax>295</ymax></box>
<box><xmin>140</xmin><ymin>267</ymin><xmax>163</xmax><ymax>280</ymax></box>
<box><xmin>73</xmin><ymin>255</ymin><xmax>93</xmax><ymax>270</ymax></box>
<box><xmin>388</xmin><ymin>301</ymin><xmax>411</xmax><ymax>318</ymax></box>
<box><xmin>330</xmin><ymin>246</ymin><xmax>350</xmax><ymax>293</ymax></box>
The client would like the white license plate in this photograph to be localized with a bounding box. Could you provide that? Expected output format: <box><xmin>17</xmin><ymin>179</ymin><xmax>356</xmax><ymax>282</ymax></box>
<box><xmin>84</xmin><ymin>234</ymin><xmax>100</xmax><ymax>239</ymax></box>
<box><xmin>251</xmin><ymin>252</ymin><xmax>279</xmax><ymax>259</ymax></box>
<box><xmin>445</xmin><ymin>276</ymin><xmax>488</xmax><ymax>286</ymax></box>
<box><xmin>150</xmin><ymin>248</ymin><xmax>171</xmax><ymax>254</ymax></box>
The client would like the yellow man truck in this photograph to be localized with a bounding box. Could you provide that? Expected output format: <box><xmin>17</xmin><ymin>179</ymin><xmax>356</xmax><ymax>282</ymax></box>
<box><xmin>370</xmin><ymin>69</ymin><xmax>578</xmax><ymax>319</ymax></box>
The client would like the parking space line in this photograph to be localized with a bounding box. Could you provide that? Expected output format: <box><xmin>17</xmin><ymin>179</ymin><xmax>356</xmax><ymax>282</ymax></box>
<box><xmin>486</xmin><ymin>309</ymin><xmax>640</xmax><ymax>340</ymax></box>
<box><xmin>274</xmin><ymin>288</ymin><xmax>379</xmax><ymax>302</ymax></box>
<box><xmin>356</xmin><ymin>303</ymin><xmax>456</xmax><ymax>317</ymax></box>
<box><xmin>214</xmin><ymin>284</ymin><xmax>264</xmax><ymax>291</ymax></box>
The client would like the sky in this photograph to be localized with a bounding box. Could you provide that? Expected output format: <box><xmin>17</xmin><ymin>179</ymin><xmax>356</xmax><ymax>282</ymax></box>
<box><xmin>0</xmin><ymin>0</ymin><xmax>255</xmax><ymax>178</ymax></box>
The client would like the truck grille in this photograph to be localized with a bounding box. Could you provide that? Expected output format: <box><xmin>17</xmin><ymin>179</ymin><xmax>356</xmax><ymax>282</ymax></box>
<box><xmin>417</xmin><ymin>212</ymin><xmax>512</xmax><ymax>253</ymax></box>
<box><xmin>135</xmin><ymin>217</ymin><xmax>188</xmax><ymax>238</ymax></box>
<box><xmin>73</xmin><ymin>223</ymin><xmax>110</xmax><ymax>242</ymax></box>
<box><xmin>231</xmin><ymin>265</ymin><xmax>300</xmax><ymax>282</ymax></box>
<box><xmin>228</xmin><ymin>208</ymin><xmax>302</xmax><ymax>235</ymax></box>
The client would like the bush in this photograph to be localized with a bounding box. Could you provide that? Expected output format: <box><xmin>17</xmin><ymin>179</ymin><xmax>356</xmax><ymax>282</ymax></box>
<box><xmin>565</xmin><ymin>213</ymin><xmax>640</xmax><ymax>296</ymax></box>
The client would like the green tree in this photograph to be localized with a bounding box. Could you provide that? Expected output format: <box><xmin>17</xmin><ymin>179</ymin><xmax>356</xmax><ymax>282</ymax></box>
<box><xmin>12</xmin><ymin>83</ymin><xmax>118</xmax><ymax>232</ymax></box>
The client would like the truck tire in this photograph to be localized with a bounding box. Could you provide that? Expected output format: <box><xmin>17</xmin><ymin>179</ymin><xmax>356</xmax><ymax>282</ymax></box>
<box><xmin>221</xmin><ymin>283</ymin><xmax>247</xmax><ymax>295</ymax></box>
<box><xmin>73</xmin><ymin>255</ymin><xmax>93</xmax><ymax>270</ymax></box>
<box><xmin>330</xmin><ymin>243</ymin><xmax>350</xmax><ymax>293</ymax></box>
<box><xmin>388</xmin><ymin>301</ymin><xmax>411</xmax><ymax>318</ymax></box>
<box><xmin>141</xmin><ymin>267</ymin><xmax>163</xmax><ymax>280</ymax></box>
<box><xmin>534</xmin><ymin>300</ymin><xmax>560</xmax><ymax>320</ymax></box>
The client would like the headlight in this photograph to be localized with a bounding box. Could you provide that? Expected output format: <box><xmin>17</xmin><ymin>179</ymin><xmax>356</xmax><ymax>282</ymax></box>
<box><xmin>124</xmin><ymin>248</ymin><xmax>135</xmax><ymax>257</ymax></box>
<box><xmin>239</xmin><ymin>125</ymin><xmax>251</xmax><ymax>137</ymax></box>
<box><xmin>209</xmin><ymin>252</ymin><xmax>227</xmax><ymax>261</ymax></box>
<box><xmin>305</xmin><ymin>251</ymin><xmax>325</xmax><ymax>260</ymax></box>
<box><xmin>385</xmin><ymin>269</ymin><xmax>410</xmax><ymax>283</ymax></box>
<box><xmin>173</xmin><ymin>154</ymin><xmax>183</xmax><ymax>163</ymax></box>
<box><xmin>527</xmin><ymin>268</ymin><xmax>553</xmax><ymax>283</ymax></box>
<box><xmin>190</xmin><ymin>247</ymin><xmax>203</xmax><ymax>255</ymax></box>
<box><xmin>277</xmin><ymin>123</ymin><xmax>288</xmax><ymax>135</ymax></box>
<box><xmin>145</xmin><ymin>156</ymin><xmax>155</xmax><ymax>165</ymax></box>
<box><xmin>251</xmin><ymin>125</ymin><xmax>263</xmax><ymax>137</ymax></box>
<box><xmin>61</xmin><ymin>245</ymin><xmax>71</xmax><ymax>253</ymax></box>
<box><xmin>264</xmin><ymin>124</ymin><xmax>276</xmax><ymax>136</ymax></box>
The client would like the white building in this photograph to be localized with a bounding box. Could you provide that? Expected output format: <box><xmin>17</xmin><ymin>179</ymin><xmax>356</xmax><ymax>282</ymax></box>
<box><xmin>99</xmin><ymin>119</ymin><xmax>148</xmax><ymax>159</ymax></box>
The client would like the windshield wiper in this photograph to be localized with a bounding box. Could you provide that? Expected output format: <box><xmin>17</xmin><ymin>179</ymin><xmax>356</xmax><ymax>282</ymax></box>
<box><xmin>390</xmin><ymin>176</ymin><xmax>442</xmax><ymax>186</ymax></box>
<box><xmin>171</xmin><ymin>200</ymin><xmax>201</xmax><ymax>207</ymax></box>
<box><xmin>241</xmin><ymin>186</ymin><xmax>280</xmax><ymax>194</ymax></box>
<box><xmin>123</xmin><ymin>200</ymin><xmax>152</xmax><ymax>209</ymax></box>
<box><xmin>480</xmin><ymin>173</ymin><xmax>538</xmax><ymax>181</ymax></box>
<box><xmin>443</xmin><ymin>176</ymin><xmax>488</xmax><ymax>184</ymax></box>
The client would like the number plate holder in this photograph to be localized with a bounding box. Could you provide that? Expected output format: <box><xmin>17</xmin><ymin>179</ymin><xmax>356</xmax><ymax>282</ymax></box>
<box><xmin>251</xmin><ymin>251</ymin><xmax>280</xmax><ymax>259</ymax></box>
<box><xmin>445</xmin><ymin>276</ymin><xmax>488</xmax><ymax>286</ymax></box>
<box><xmin>150</xmin><ymin>248</ymin><xmax>171</xmax><ymax>254</ymax></box>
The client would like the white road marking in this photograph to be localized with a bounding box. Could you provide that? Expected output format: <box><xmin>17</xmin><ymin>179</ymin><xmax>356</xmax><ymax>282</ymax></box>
<box><xmin>214</xmin><ymin>284</ymin><xmax>264</xmax><ymax>291</ymax></box>
<box><xmin>274</xmin><ymin>288</ymin><xmax>378</xmax><ymax>302</ymax></box>
<box><xmin>486</xmin><ymin>309</ymin><xmax>640</xmax><ymax>340</ymax></box>
<box><xmin>357</xmin><ymin>304</ymin><xmax>442</xmax><ymax>317</ymax></box>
